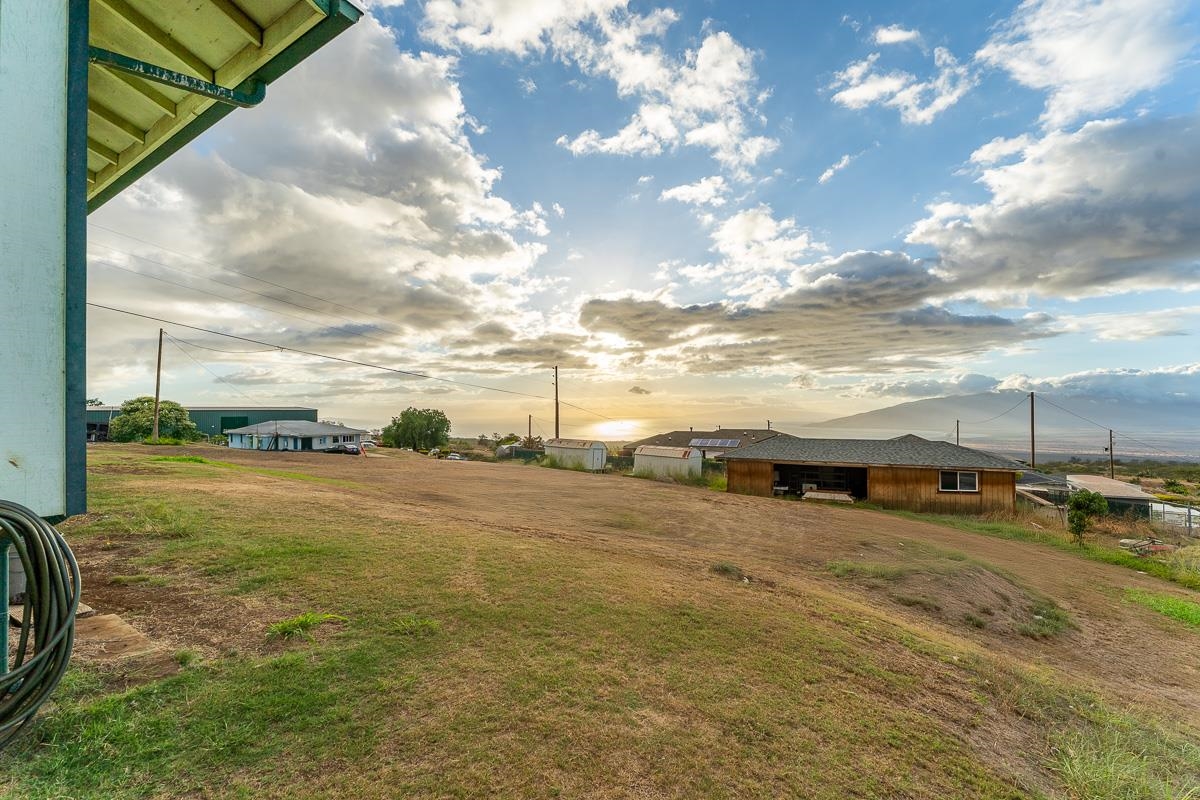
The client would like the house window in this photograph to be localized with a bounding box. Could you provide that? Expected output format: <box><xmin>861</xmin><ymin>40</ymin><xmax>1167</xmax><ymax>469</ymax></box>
<box><xmin>939</xmin><ymin>471</ymin><xmax>979</xmax><ymax>492</ymax></box>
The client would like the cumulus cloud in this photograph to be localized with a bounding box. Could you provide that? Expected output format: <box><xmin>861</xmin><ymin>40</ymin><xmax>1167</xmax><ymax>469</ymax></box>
<box><xmin>909</xmin><ymin>115</ymin><xmax>1200</xmax><ymax>297</ymax></box>
<box><xmin>425</xmin><ymin>3</ymin><xmax>776</xmax><ymax>173</ymax></box>
<box><xmin>1056</xmin><ymin>306</ymin><xmax>1200</xmax><ymax>341</ymax></box>
<box><xmin>787</xmin><ymin>373</ymin><xmax>817</xmax><ymax>390</ymax></box>
<box><xmin>575</xmin><ymin>249</ymin><xmax>1054</xmax><ymax>376</ymax></box>
<box><xmin>628</xmin><ymin>385</ymin><xmax>651</xmax><ymax>394</ymax></box>
<box><xmin>998</xmin><ymin>364</ymin><xmax>1200</xmax><ymax>403</ymax></box>
<box><xmin>838</xmin><ymin>373</ymin><xmax>1002</xmax><ymax>398</ymax></box>
<box><xmin>977</xmin><ymin>0</ymin><xmax>1195</xmax><ymax>128</ymax></box>
<box><xmin>659</xmin><ymin>175</ymin><xmax>727</xmax><ymax>206</ymax></box>
<box><xmin>828</xmin><ymin>47</ymin><xmax>975</xmax><ymax>124</ymax></box>
<box><xmin>87</xmin><ymin>14</ymin><xmax>558</xmax><ymax>394</ymax></box>
<box><xmin>873</xmin><ymin>25</ymin><xmax>922</xmax><ymax>45</ymax></box>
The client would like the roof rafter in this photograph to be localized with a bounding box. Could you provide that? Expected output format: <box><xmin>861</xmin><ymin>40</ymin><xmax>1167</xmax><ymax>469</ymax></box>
<box><xmin>87</xmin><ymin>98</ymin><xmax>146</xmax><ymax>143</ymax></box>
<box><xmin>87</xmin><ymin>137</ymin><xmax>121</xmax><ymax>166</ymax></box>
<box><xmin>95</xmin><ymin>0</ymin><xmax>215</xmax><ymax>81</ymax></box>
<box><xmin>210</xmin><ymin>0</ymin><xmax>264</xmax><ymax>46</ymax></box>
<box><xmin>102</xmin><ymin>64</ymin><xmax>179</xmax><ymax>117</ymax></box>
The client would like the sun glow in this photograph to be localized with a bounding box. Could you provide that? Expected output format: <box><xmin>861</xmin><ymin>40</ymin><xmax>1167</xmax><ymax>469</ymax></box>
<box><xmin>593</xmin><ymin>419</ymin><xmax>640</xmax><ymax>439</ymax></box>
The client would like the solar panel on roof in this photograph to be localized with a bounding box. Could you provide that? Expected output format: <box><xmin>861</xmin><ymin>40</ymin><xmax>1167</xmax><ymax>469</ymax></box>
<box><xmin>689</xmin><ymin>438</ymin><xmax>741</xmax><ymax>447</ymax></box>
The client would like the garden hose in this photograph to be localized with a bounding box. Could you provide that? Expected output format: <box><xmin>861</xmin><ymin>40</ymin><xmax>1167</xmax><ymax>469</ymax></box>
<box><xmin>0</xmin><ymin>500</ymin><xmax>80</xmax><ymax>750</ymax></box>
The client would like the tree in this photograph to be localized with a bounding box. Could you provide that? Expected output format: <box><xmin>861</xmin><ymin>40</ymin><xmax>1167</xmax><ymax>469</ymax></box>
<box><xmin>86</xmin><ymin>398</ymin><xmax>104</xmax><ymax>407</ymax></box>
<box><xmin>1067</xmin><ymin>489</ymin><xmax>1108</xmax><ymax>546</ymax></box>
<box><xmin>108</xmin><ymin>396</ymin><xmax>199</xmax><ymax>442</ymax></box>
<box><xmin>380</xmin><ymin>407</ymin><xmax>451</xmax><ymax>450</ymax></box>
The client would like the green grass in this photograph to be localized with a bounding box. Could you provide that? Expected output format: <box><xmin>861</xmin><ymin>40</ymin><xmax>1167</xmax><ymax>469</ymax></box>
<box><xmin>149</xmin><ymin>455</ymin><xmax>211</xmax><ymax>464</ymax></box>
<box><xmin>883</xmin><ymin>510</ymin><xmax>1200</xmax><ymax>592</ymax></box>
<box><xmin>710</xmin><ymin>561</ymin><xmax>745</xmax><ymax>580</ymax></box>
<box><xmin>1126</xmin><ymin>590</ymin><xmax>1200</xmax><ymax>629</ymax></box>
<box><xmin>266</xmin><ymin>612</ymin><xmax>348</xmax><ymax>641</ymax></box>
<box><xmin>827</xmin><ymin>560</ymin><xmax>914</xmax><ymax>581</ymax></box>
<box><xmin>1017</xmin><ymin>599</ymin><xmax>1074</xmax><ymax>638</ymax></box>
<box><xmin>7</xmin><ymin>448</ymin><xmax>1199</xmax><ymax>799</ymax></box>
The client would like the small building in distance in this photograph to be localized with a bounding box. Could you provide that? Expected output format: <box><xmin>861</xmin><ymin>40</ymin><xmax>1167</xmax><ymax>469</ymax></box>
<box><xmin>633</xmin><ymin>445</ymin><xmax>702</xmax><ymax>479</ymax></box>
<box><xmin>86</xmin><ymin>405</ymin><xmax>318</xmax><ymax>441</ymax></box>
<box><xmin>225</xmin><ymin>420</ymin><xmax>367</xmax><ymax>452</ymax></box>
<box><xmin>721</xmin><ymin>433</ymin><xmax>1020</xmax><ymax>513</ymax></box>
<box><xmin>620</xmin><ymin>428</ymin><xmax>781</xmax><ymax>458</ymax></box>
<box><xmin>1066</xmin><ymin>474</ymin><xmax>1155</xmax><ymax>518</ymax></box>
<box><xmin>545</xmin><ymin>439</ymin><xmax>608</xmax><ymax>472</ymax></box>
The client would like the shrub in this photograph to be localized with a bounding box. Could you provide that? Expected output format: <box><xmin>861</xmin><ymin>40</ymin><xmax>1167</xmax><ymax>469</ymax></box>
<box><xmin>267</xmin><ymin>612</ymin><xmax>348</xmax><ymax>641</ymax></box>
<box><xmin>1067</xmin><ymin>490</ymin><xmax>1108</xmax><ymax>546</ymax></box>
<box><xmin>711</xmin><ymin>562</ymin><xmax>744</xmax><ymax>580</ymax></box>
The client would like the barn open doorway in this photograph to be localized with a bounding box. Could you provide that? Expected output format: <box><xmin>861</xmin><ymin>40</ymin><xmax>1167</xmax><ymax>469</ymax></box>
<box><xmin>774</xmin><ymin>464</ymin><xmax>868</xmax><ymax>499</ymax></box>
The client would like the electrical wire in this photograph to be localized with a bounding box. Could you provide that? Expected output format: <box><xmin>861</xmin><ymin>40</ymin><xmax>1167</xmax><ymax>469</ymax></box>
<box><xmin>1036</xmin><ymin>395</ymin><xmax>1180</xmax><ymax>459</ymax></box>
<box><xmin>164</xmin><ymin>334</ymin><xmax>262</xmax><ymax>404</ymax></box>
<box><xmin>959</xmin><ymin>395</ymin><xmax>1029</xmax><ymax>426</ymax></box>
<box><xmin>0</xmin><ymin>500</ymin><xmax>81</xmax><ymax>750</ymax></box>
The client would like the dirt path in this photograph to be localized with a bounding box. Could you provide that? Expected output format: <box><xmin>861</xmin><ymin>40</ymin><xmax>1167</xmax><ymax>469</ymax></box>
<box><xmin>105</xmin><ymin>445</ymin><xmax>1200</xmax><ymax>724</ymax></box>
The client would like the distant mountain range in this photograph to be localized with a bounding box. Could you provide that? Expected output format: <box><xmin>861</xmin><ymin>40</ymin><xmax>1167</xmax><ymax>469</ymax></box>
<box><xmin>803</xmin><ymin>391</ymin><xmax>1200</xmax><ymax>462</ymax></box>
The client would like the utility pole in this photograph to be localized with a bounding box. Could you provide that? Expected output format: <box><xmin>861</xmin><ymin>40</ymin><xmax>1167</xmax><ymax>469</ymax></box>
<box><xmin>553</xmin><ymin>365</ymin><xmax>559</xmax><ymax>439</ymax></box>
<box><xmin>767</xmin><ymin>419</ymin><xmax>771</xmax><ymax>430</ymax></box>
<box><xmin>955</xmin><ymin>420</ymin><xmax>960</xmax><ymax>446</ymax></box>
<box><xmin>1029</xmin><ymin>391</ymin><xmax>1036</xmax><ymax>470</ymax></box>
<box><xmin>1108</xmin><ymin>429</ymin><xmax>1115</xmax><ymax>479</ymax></box>
<box><xmin>527</xmin><ymin>414</ymin><xmax>532</xmax><ymax>443</ymax></box>
<box><xmin>151</xmin><ymin>327</ymin><xmax>164</xmax><ymax>442</ymax></box>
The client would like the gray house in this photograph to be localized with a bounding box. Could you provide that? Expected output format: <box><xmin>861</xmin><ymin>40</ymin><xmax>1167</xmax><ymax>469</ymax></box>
<box><xmin>225</xmin><ymin>421</ymin><xmax>367</xmax><ymax>452</ymax></box>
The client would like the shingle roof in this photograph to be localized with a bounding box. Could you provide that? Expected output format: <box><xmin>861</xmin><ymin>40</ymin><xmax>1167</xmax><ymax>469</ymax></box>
<box><xmin>223</xmin><ymin>420</ymin><xmax>368</xmax><ymax>436</ymax></box>
<box><xmin>721</xmin><ymin>433</ymin><xmax>1021</xmax><ymax>471</ymax></box>
<box><xmin>623</xmin><ymin>429</ymin><xmax>780</xmax><ymax>450</ymax></box>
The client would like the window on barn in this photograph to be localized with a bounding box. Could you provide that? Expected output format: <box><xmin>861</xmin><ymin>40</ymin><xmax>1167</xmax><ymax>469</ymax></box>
<box><xmin>939</xmin><ymin>471</ymin><xmax>980</xmax><ymax>492</ymax></box>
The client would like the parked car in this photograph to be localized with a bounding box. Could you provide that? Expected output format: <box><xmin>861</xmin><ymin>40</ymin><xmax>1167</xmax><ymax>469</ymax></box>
<box><xmin>361</xmin><ymin>441</ymin><xmax>377</xmax><ymax>449</ymax></box>
<box><xmin>445</xmin><ymin>453</ymin><xmax>466</xmax><ymax>461</ymax></box>
<box><xmin>325</xmin><ymin>443</ymin><xmax>361</xmax><ymax>455</ymax></box>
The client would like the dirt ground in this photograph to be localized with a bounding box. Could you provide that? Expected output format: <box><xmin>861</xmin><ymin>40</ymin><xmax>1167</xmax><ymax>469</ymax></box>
<box><xmin>78</xmin><ymin>444</ymin><xmax>1200</xmax><ymax>728</ymax></box>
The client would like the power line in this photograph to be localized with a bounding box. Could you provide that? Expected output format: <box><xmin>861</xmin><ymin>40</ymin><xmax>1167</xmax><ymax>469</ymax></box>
<box><xmin>1036</xmin><ymin>395</ymin><xmax>1179</xmax><ymax>459</ymax></box>
<box><xmin>88</xmin><ymin>255</ymin><xmax>404</xmax><ymax>350</ymax></box>
<box><xmin>169</xmin><ymin>336</ymin><xmax>280</xmax><ymax>355</ymax></box>
<box><xmin>959</xmin><ymin>395</ymin><xmax>1029</xmax><ymax>426</ymax></box>
<box><xmin>86</xmin><ymin>302</ymin><xmax>602</xmax><ymax>409</ymax></box>
<box><xmin>164</xmin><ymin>333</ymin><xmax>261</xmax><ymax>404</ymax></box>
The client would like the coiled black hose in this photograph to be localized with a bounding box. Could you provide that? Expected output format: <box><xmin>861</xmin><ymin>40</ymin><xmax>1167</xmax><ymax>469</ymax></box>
<box><xmin>0</xmin><ymin>500</ymin><xmax>80</xmax><ymax>750</ymax></box>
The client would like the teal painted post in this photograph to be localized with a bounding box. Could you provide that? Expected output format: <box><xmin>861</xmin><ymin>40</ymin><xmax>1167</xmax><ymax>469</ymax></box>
<box><xmin>0</xmin><ymin>537</ymin><xmax>7</xmax><ymax>675</ymax></box>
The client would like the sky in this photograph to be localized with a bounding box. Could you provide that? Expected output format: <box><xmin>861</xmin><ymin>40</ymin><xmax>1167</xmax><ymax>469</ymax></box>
<box><xmin>86</xmin><ymin>0</ymin><xmax>1200</xmax><ymax>442</ymax></box>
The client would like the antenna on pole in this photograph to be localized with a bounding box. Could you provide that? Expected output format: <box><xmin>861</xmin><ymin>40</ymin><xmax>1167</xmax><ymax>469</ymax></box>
<box><xmin>1029</xmin><ymin>391</ymin><xmax>1036</xmax><ymax>470</ymax></box>
<box><xmin>553</xmin><ymin>365</ymin><xmax>559</xmax><ymax>439</ymax></box>
<box><xmin>152</xmin><ymin>327</ymin><xmax>164</xmax><ymax>442</ymax></box>
<box><xmin>956</xmin><ymin>419</ymin><xmax>960</xmax><ymax>446</ymax></box>
<box><xmin>767</xmin><ymin>419</ymin><xmax>771</xmax><ymax>430</ymax></box>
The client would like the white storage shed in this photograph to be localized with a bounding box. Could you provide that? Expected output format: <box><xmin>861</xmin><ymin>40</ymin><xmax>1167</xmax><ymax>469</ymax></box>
<box><xmin>633</xmin><ymin>445</ymin><xmax>702</xmax><ymax>479</ymax></box>
<box><xmin>545</xmin><ymin>439</ymin><xmax>608</xmax><ymax>472</ymax></box>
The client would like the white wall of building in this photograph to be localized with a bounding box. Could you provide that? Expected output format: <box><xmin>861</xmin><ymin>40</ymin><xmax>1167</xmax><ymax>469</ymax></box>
<box><xmin>634</xmin><ymin>449</ymin><xmax>702</xmax><ymax>478</ymax></box>
<box><xmin>0</xmin><ymin>4</ymin><xmax>69</xmax><ymax>515</ymax></box>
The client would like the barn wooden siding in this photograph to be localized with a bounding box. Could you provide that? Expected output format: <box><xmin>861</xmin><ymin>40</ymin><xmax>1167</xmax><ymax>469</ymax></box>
<box><xmin>867</xmin><ymin>467</ymin><xmax>1015</xmax><ymax>513</ymax></box>
<box><xmin>727</xmin><ymin>460</ymin><xmax>1016</xmax><ymax>513</ymax></box>
<box><xmin>727</xmin><ymin>460</ymin><xmax>775</xmax><ymax>496</ymax></box>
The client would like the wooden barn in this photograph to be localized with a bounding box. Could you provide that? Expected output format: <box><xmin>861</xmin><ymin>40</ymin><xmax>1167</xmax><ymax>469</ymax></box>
<box><xmin>721</xmin><ymin>434</ymin><xmax>1019</xmax><ymax>514</ymax></box>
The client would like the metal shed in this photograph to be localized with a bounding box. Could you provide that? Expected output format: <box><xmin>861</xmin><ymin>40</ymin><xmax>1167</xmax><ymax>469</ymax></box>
<box><xmin>633</xmin><ymin>445</ymin><xmax>702</xmax><ymax>479</ymax></box>
<box><xmin>545</xmin><ymin>439</ymin><xmax>608</xmax><ymax>472</ymax></box>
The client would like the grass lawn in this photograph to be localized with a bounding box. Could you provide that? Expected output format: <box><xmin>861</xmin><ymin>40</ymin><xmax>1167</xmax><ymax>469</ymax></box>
<box><xmin>3</xmin><ymin>448</ymin><xmax>1199</xmax><ymax>798</ymax></box>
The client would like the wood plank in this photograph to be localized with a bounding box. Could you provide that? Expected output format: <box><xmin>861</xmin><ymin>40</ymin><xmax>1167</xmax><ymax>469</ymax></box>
<box><xmin>99</xmin><ymin>65</ymin><xmax>178</xmax><ymax>117</ymax></box>
<box><xmin>95</xmin><ymin>0</ymin><xmax>215</xmax><ymax>81</ymax></box>
<box><xmin>88</xmin><ymin>97</ymin><xmax>146</xmax><ymax>143</ymax></box>
<box><xmin>210</xmin><ymin>0</ymin><xmax>263</xmax><ymax>46</ymax></box>
<box><xmin>87</xmin><ymin>136</ymin><xmax>121</xmax><ymax>165</ymax></box>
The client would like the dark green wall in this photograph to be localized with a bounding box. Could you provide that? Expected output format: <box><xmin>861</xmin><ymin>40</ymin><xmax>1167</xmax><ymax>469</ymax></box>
<box><xmin>86</xmin><ymin>407</ymin><xmax>318</xmax><ymax>437</ymax></box>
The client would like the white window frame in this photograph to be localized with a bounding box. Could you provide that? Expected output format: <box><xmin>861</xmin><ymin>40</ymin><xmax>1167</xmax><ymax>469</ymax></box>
<box><xmin>939</xmin><ymin>470</ymin><xmax>980</xmax><ymax>493</ymax></box>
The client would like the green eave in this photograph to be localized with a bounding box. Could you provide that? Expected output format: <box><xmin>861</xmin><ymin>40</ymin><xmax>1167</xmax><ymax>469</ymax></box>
<box><xmin>87</xmin><ymin>0</ymin><xmax>362</xmax><ymax>212</ymax></box>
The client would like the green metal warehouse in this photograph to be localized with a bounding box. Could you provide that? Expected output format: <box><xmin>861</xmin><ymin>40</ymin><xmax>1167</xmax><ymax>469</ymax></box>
<box><xmin>87</xmin><ymin>406</ymin><xmax>318</xmax><ymax>440</ymax></box>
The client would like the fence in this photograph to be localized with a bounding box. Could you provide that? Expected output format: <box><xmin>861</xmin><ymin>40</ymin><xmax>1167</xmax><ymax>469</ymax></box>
<box><xmin>1150</xmin><ymin>501</ymin><xmax>1197</xmax><ymax>535</ymax></box>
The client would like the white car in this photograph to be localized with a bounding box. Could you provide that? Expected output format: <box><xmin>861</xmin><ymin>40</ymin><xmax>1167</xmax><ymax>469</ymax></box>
<box><xmin>445</xmin><ymin>453</ymin><xmax>466</xmax><ymax>461</ymax></box>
